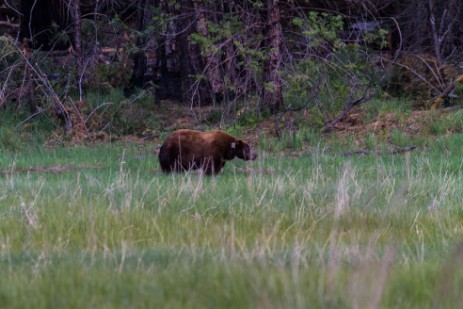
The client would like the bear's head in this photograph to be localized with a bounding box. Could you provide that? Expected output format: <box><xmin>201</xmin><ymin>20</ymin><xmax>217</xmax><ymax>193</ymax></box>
<box><xmin>232</xmin><ymin>140</ymin><xmax>257</xmax><ymax>161</ymax></box>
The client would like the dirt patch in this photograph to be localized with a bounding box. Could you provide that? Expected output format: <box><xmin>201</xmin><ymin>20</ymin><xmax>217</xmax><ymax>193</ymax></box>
<box><xmin>330</xmin><ymin>108</ymin><xmax>432</xmax><ymax>138</ymax></box>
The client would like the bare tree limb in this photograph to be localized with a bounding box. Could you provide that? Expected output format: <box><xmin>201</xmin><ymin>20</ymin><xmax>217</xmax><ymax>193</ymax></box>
<box><xmin>72</xmin><ymin>0</ymin><xmax>84</xmax><ymax>101</ymax></box>
<box><xmin>15</xmin><ymin>108</ymin><xmax>45</xmax><ymax>130</ymax></box>
<box><xmin>342</xmin><ymin>146</ymin><xmax>417</xmax><ymax>156</ymax></box>
<box><xmin>323</xmin><ymin>88</ymin><xmax>375</xmax><ymax>132</ymax></box>
<box><xmin>0</xmin><ymin>21</ymin><xmax>19</xmax><ymax>28</ymax></box>
<box><xmin>14</xmin><ymin>41</ymin><xmax>72</xmax><ymax>133</ymax></box>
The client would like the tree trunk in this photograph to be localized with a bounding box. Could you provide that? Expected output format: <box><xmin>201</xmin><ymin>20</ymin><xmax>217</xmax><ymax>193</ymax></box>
<box><xmin>261</xmin><ymin>0</ymin><xmax>283</xmax><ymax>114</ymax></box>
<box><xmin>153</xmin><ymin>0</ymin><xmax>212</xmax><ymax>105</ymax></box>
<box><xmin>73</xmin><ymin>0</ymin><xmax>84</xmax><ymax>100</ymax></box>
<box><xmin>124</xmin><ymin>0</ymin><xmax>147</xmax><ymax>97</ymax></box>
<box><xmin>194</xmin><ymin>1</ymin><xmax>224</xmax><ymax>102</ymax></box>
<box><xmin>153</xmin><ymin>1</ymin><xmax>185</xmax><ymax>101</ymax></box>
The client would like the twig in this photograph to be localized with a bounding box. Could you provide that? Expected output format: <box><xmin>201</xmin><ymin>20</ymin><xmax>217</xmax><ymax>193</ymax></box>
<box><xmin>15</xmin><ymin>107</ymin><xmax>45</xmax><ymax>130</ymax></box>
<box><xmin>0</xmin><ymin>21</ymin><xmax>19</xmax><ymax>28</ymax></box>
<box><xmin>84</xmin><ymin>102</ymin><xmax>113</xmax><ymax>124</ymax></box>
<box><xmin>389</xmin><ymin>146</ymin><xmax>418</xmax><ymax>154</ymax></box>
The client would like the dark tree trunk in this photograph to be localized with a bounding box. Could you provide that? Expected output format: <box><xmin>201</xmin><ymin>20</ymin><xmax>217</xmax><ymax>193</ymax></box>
<box><xmin>193</xmin><ymin>1</ymin><xmax>223</xmax><ymax>103</ymax></box>
<box><xmin>177</xmin><ymin>0</ymin><xmax>196</xmax><ymax>104</ymax></box>
<box><xmin>153</xmin><ymin>1</ymin><xmax>184</xmax><ymax>102</ymax></box>
<box><xmin>124</xmin><ymin>0</ymin><xmax>147</xmax><ymax>97</ymax></box>
<box><xmin>261</xmin><ymin>0</ymin><xmax>283</xmax><ymax>114</ymax></box>
<box><xmin>152</xmin><ymin>0</ymin><xmax>212</xmax><ymax>105</ymax></box>
<box><xmin>73</xmin><ymin>0</ymin><xmax>84</xmax><ymax>100</ymax></box>
<box><xmin>184</xmin><ymin>1</ymin><xmax>216</xmax><ymax>105</ymax></box>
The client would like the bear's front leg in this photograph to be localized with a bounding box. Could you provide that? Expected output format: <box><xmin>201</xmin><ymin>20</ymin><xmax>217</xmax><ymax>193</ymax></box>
<box><xmin>201</xmin><ymin>156</ymin><xmax>223</xmax><ymax>176</ymax></box>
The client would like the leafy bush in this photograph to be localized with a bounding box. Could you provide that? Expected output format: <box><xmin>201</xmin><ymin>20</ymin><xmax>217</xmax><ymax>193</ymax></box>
<box><xmin>283</xmin><ymin>12</ymin><xmax>385</xmax><ymax>128</ymax></box>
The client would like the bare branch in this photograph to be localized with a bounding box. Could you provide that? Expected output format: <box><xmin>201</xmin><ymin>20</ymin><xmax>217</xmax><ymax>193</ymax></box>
<box><xmin>0</xmin><ymin>21</ymin><xmax>19</xmax><ymax>28</ymax></box>
<box><xmin>14</xmin><ymin>42</ymin><xmax>72</xmax><ymax>133</ymax></box>
<box><xmin>323</xmin><ymin>88</ymin><xmax>375</xmax><ymax>132</ymax></box>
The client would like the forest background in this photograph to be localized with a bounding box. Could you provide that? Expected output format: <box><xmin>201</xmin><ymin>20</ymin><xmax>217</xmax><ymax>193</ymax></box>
<box><xmin>0</xmin><ymin>0</ymin><xmax>462</xmax><ymax>140</ymax></box>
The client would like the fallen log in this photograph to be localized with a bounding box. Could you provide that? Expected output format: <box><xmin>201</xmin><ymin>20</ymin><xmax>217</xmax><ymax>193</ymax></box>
<box><xmin>341</xmin><ymin>146</ymin><xmax>417</xmax><ymax>156</ymax></box>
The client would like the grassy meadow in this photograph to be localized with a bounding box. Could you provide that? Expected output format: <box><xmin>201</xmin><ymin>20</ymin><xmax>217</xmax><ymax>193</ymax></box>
<box><xmin>1</xmin><ymin>108</ymin><xmax>463</xmax><ymax>308</ymax></box>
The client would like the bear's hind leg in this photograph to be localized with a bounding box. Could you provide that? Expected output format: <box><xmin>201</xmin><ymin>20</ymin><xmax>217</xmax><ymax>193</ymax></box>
<box><xmin>159</xmin><ymin>145</ymin><xmax>173</xmax><ymax>173</ymax></box>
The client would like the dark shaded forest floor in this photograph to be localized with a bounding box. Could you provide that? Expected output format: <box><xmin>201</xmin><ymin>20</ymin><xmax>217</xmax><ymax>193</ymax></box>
<box><xmin>148</xmin><ymin>103</ymin><xmax>463</xmax><ymax>143</ymax></box>
<box><xmin>39</xmin><ymin>98</ymin><xmax>463</xmax><ymax>158</ymax></box>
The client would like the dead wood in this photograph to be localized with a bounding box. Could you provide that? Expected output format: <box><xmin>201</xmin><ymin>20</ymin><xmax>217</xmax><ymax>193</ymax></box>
<box><xmin>323</xmin><ymin>90</ymin><xmax>375</xmax><ymax>133</ymax></box>
<box><xmin>431</xmin><ymin>75</ymin><xmax>463</xmax><ymax>108</ymax></box>
<box><xmin>341</xmin><ymin>146</ymin><xmax>417</xmax><ymax>156</ymax></box>
<box><xmin>0</xmin><ymin>164</ymin><xmax>103</xmax><ymax>175</ymax></box>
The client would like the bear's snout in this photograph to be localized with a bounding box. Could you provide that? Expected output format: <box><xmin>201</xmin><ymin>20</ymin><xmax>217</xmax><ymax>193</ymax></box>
<box><xmin>246</xmin><ymin>148</ymin><xmax>257</xmax><ymax>161</ymax></box>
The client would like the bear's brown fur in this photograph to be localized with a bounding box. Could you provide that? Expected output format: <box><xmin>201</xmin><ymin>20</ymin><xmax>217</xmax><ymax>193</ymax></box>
<box><xmin>158</xmin><ymin>129</ymin><xmax>257</xmax><ymax>175</ymax></box>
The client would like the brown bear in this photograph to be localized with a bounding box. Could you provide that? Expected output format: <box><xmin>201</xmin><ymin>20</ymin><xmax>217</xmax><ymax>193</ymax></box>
<box><xmin>158</xmin><ymin>129</ymin><xmax>257</xmax><ymax>175</ymax></box>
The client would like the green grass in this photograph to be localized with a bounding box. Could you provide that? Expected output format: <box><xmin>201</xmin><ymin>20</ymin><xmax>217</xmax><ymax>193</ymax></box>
<box><xmin>1</xmin><ymin>118</ymin><xmax>463</xmax><ymax>308</ymax></box>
